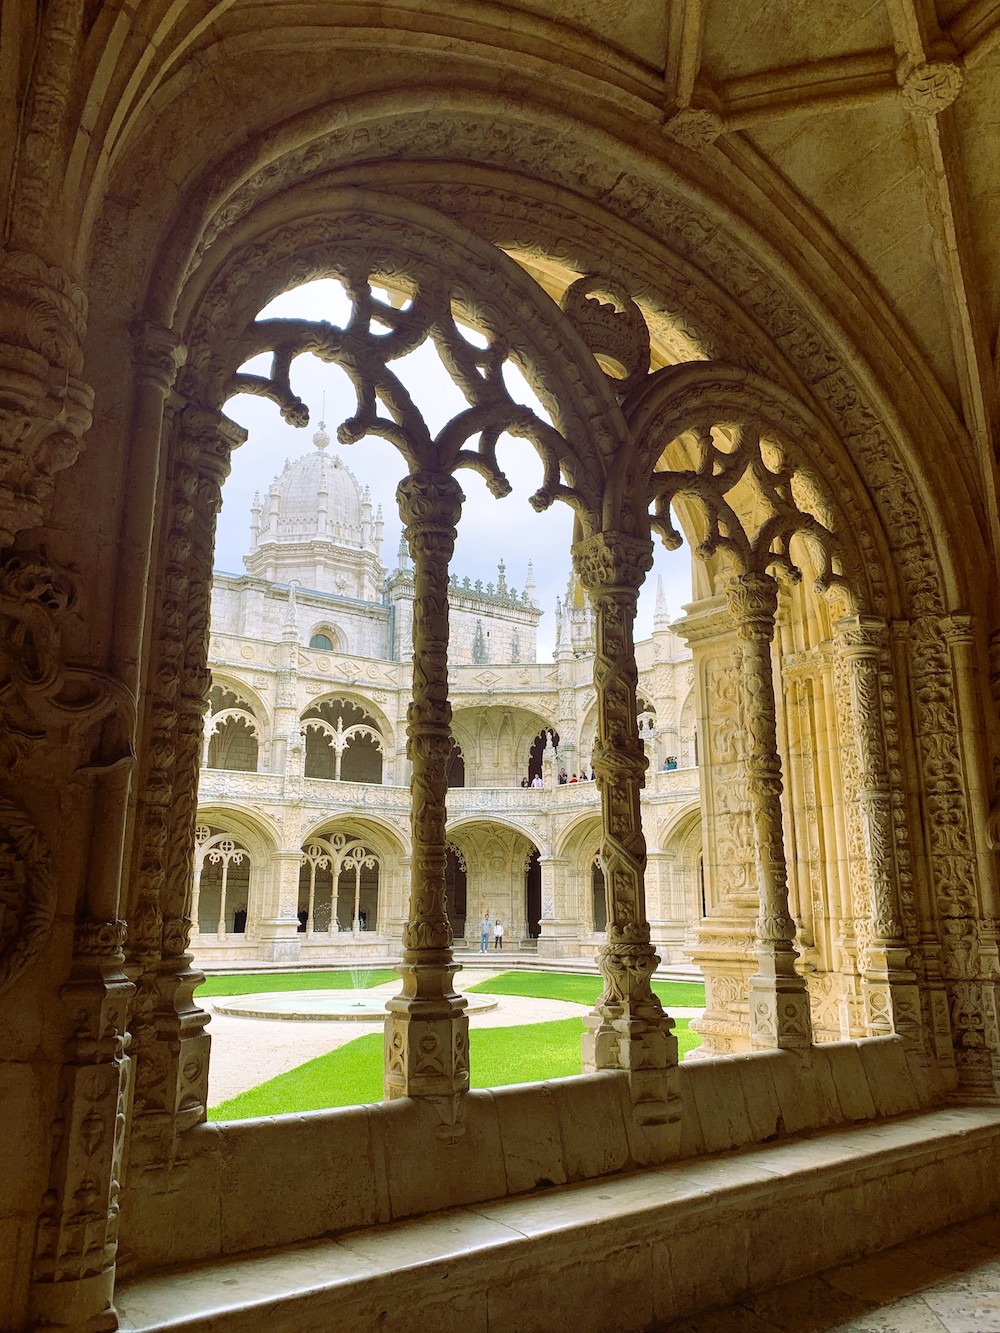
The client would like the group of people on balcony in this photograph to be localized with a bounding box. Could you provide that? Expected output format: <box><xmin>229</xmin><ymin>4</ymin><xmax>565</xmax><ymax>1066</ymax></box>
<box><xmin>518</xmin><ymin>768</ymin><xmax>596</xmax><ymax>787</ymax></box>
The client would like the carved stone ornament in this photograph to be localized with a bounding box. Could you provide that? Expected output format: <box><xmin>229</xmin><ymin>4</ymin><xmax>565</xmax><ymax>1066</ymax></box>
<box><xmin>0</xmin><ymin>796</ymin><xmax>55</xmax><ymax>996</ymax></box>
<box><xmin>662</xmin><ymin>107</ymin><xmax>725</xmax><ymax>150</ymax></box>
<box><xmin>0</xmin><ymin>248</ymin><xmax>93</xmax><ymax>547</ymax></box>
<box><xmin>560</xmin><ymin>274</ymin><xmax>651</xmax><ymax>397</ymax></box>
<box><xmin>0</xmin><ymin>552</ymin><xmax>135</xmax><ymax>773</ymax></box>
<box><xmin>899</xmin><ymin>61</ymin><xmax>964</xmax><ymax>116</ymax></box>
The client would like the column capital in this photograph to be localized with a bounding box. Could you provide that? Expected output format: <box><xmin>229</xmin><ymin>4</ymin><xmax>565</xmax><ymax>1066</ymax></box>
<box><xmin>396</xmin><ymin>470</ymin><xmax>465</xmax><ymax>532</ymax></box>
<box><xmin>571</xmin><ymin>531</ymin><xmax>653</xmax><ymax>592</ymax></box>
<box><xmin>834</xmin><ymin>613</ymin><xmax>889</xmax><ymax>655</ymax></box>
<box><xmin>132</xmin><ymin>320</ymin><xmax>186</xmax><ymax>393</ymax></box>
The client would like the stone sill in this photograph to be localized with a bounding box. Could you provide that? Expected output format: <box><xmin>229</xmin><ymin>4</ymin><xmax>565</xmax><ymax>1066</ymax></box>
<box><xmin>116</xmin><ymin>1102</ymin><xmax>1000</xmax><ymax>1332</ymax></box>
<box><xmin>119</xmin><ymin>1036</ymin><xmax>936</xmax><ymax>1279</ymax></box>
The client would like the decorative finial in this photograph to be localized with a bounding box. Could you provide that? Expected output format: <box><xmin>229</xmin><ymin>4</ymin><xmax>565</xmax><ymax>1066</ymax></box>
<box><xmin>654</xmin><ymin>574</ymin><xmax>670</xmax><ymax>631</ymax></box>
<box><xmin>313</xmin><ymin>420</ymin><xmax>331</xmax><ymax>449</ymax></box>
<box><xmin>524</xmin><ymin>560</ymin><xmax>537</xmax><ymax>607</ymax></box>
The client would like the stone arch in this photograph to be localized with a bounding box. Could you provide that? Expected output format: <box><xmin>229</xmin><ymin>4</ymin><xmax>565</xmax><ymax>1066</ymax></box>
<box><xmin>301</xmin><ymin>688</ymin><xmax>395</xmax><ymax>748</ymax></box>
<box><xmin>307</xmin><ymin>624</ymin><xmax>342</xmax><ymax>653</ymax></box>
<box><xmin>299</xmin><ymin>814</ymin><xmax>407</xmax><ymax>861</ymax></box>
<box><xmin>450</xmin><ymin>704</ymin><xmax>555</xmax><ymax>787</ymax></box>
<box><xmin>445</xmin><ymin>819</ymin><xmax>539</xmax><ymax>943</ymax></box>
<box><xmin>301</xmin><ymin>695</ymin><xmax>387</xmax><ymax>783</ymax></box>
<box><xmin>173</xmin><ymin>190</ymin><xmax>636</xmax><ymax>537</ymax></box>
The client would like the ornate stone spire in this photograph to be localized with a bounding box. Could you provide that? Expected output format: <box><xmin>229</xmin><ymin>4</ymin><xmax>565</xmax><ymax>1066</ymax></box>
<box><xmin>524</xmin><ymin>560</ymin><xmax>537</xmax><ymax>606</ymax></box>
<box><xmin>653</xmin><ymin>574</ymin><xmax>670</xmax><ymax>631</ymax></box>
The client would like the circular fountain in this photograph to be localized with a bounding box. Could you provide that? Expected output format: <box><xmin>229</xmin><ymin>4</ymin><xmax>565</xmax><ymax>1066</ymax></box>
<box><xmin>211</xmin><ymin>989</ymin><xmax>499</xmax><ymax>1021</ymax></box>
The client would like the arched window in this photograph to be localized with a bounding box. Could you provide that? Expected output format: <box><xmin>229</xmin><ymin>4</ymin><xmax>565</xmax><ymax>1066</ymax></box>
<box><xmin>309</xmin><ymin>632</ymin><xmax>334</xmax><ymax>651</ymax></box>
<box><xmin>446</xmin><ymin>742</ymin><xmax>465</xmax><ymax>788</ymax></box>
<box><xmin>444</xmin><ymin>844</ymin><xmax>468</xmax><ymax>938</ymax></box>
<box><xmin>301</xmin><ymin>698</ymin><xmax>384</xmax><ymax>782</ymax></box>
<box><xmin>298</xmin><ymin>834</ymin><xmax>380</xmax><ymax>934</ymax></box>
<box><xmin>591</xmin><ymin>854</ymin><xmax>607</xmax><ymax>933</ymax></box>
<box><xmin>205</xmin><ymin>685</ymin><xmax>260</xmax><ymax>772</ymax></box>
<box><xmin>193</xmin><ymin>826</ymin><xmax>253</xmax><ymax>937</ymax></box>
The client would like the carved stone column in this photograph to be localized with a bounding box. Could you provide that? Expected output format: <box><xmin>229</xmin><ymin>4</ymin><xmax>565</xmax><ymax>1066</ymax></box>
<box><xmin>725</xmin><ymin>573</ymin><xmax>812</xmax><ymax>1050</ymax></box>
<box><xmin>30</xmin><ymin>920</ymin><xmax>132</xmax><ymax>1333</ymax></box>
<box><xmin>384</xmin><ymin>472</ymin><xmax>469</xmax><ymax>1137</ymax></box>
<box><xmin>535</xmin><ymin>855</ymin><xmax>580</xmax><ymax>959</ymax></box>
<box><xmin>572</xmin><ymin>532</ymin><xmax>678</xmax><ymax>1123</ymax></box>
<box><xmin>0</xmin><ymin>249</ymin><xmax>93</xmax><ymax>548</ymax></box>
<box><xmin>834</xmin><ymin>616</ymin><xmax>923</xmax><ymax>1050</ymax></box>
<box><xmin>128</xmin><ymin>405</ymin><xmax>243</xmax><ymax>1166</ymax></box>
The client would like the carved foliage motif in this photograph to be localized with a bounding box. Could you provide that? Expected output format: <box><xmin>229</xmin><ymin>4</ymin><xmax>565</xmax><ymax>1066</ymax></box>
<box><xmin>0</xmin><ymin>553</ymin><xmax>133</xmax><ymax>776</ymax></box>
<box><xmin>0</xmin><ymin>797</ymin><xmax>55</xmax><ymax>996</ymax></box>
<box><xmin>0</xmin><ymin>249</ymin><xmax>92</xmax><ymax>546</ymax></box>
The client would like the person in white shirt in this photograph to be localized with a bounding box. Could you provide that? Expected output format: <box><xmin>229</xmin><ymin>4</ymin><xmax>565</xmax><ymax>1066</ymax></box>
<box><xmin>494</xmin><ymin>919</ymin><xmax>504</xmax><ymax>950</ymax></box>
<box><xmin>530</xmin><ymin>773</ymin><xmax>543</xmax><ymax>788</ymax></box>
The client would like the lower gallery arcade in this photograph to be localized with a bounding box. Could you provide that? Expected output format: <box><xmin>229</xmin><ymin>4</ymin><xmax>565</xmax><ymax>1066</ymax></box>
<box><xmin>4</xmin><ymin>7</ymin><xmax>1000</xmax><ymax>1330</ymax></box>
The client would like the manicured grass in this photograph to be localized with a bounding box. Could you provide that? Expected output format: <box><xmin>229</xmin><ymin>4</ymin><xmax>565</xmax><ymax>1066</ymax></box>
<box><xmin>466</xmin><ymin>970</ymin><xmax>706</xmax><ymax>1010</ymax></box>
<box><xmin>208</xmin><ymin>1017</ymin><xmax>701</xmax><ymax>1121</ymax></box>
<box><xmin>196</xmin><ymin>968</ymin><xmax>398</xmax><ymax>997</ymax></box>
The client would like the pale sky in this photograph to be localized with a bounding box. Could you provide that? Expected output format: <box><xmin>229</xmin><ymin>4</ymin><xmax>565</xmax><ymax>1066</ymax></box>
<box><xmin>217</xmin><ymin>280</ymin><xmax>692</xmax><ymax>661</ymax></box>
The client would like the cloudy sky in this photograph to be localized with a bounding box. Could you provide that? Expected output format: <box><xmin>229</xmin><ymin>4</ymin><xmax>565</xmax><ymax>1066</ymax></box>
<box><xmin>217</xmin><ymin>280</ymin><xmax>692</xmax><ymax>661</ymax></box>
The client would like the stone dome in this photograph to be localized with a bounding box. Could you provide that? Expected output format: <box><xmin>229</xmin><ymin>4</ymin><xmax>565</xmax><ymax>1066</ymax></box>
<box><xmin>260</xmin><ymin>423</ymin><xmax>367</xmax><ymax>547</ymax></box>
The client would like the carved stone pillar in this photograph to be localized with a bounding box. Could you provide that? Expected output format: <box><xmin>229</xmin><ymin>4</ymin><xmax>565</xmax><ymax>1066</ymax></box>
<box><xmin>0</xmin><ymin>249</ymin><xmax>93</xmax><ymax>549</ymax></box>
<box><xmin>30</xmin><ymin>921</ymin><xmax>132</xmax><ymax>1333</ymax></box>
<box><xmin>384</xmin><ymin>472</ymin><xmax>469</xmax><ymax>1137</ymax></box>
<box><xmin>678</xmin><ymin>596</ymin><xmax>757</xmax><ymax>1056</ymax></box>
<box><xmin>725</xmin><ymin>573</ymin><xmax>812</xmax><ymax>1050</ymax></box>
<box><xmin>128</xmin><ymin>405</ymin><xmax>244</xmax><ymax>1166</ymax></box>
<box><xmin>834</xmin><ymin>616</ymin><xmax>923</xmax><ymax>1050</ymax></box>
<box><xmin>572</xmin><ymin>532</ymin><xmax>678</xmax><ymax>1123</ymax></box>
<box><xmin>536</xmin><ymin>855</ymin><xmax>580</xmax><ymax>958</ymax></box>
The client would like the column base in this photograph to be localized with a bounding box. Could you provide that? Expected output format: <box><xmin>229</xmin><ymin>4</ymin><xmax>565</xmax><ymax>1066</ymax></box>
<box><xmin>30</xmin><ymin>1266</ymin><xmax>117</xmax><ymax>1333</ymax></box>
<box><xmin>749</xmin><ymin>974</ymin><xmax>813</xmax><ymax>1050</ymax></box>
<box><xmin>383</xmin><ymin>953</ymin><xmax>469</xmax><ymax>1141</ymax></box>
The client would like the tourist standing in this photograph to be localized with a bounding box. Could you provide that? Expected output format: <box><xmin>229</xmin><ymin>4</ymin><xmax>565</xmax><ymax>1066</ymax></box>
<box><xmin>479</xmin><ymin>912</ymin><xmax>491</xmax><ymax>953</ymax></box>
<box><xmin>494</xmin><ymin>919</ymin><xmax>504</xmax><ymax>950</ymax></box>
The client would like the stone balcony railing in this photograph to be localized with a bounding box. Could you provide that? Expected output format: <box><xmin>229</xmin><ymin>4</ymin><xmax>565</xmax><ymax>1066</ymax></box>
<box><xmin>196</xmin><ymin>764</ymin><xmax>699</xmax><ymax>817</ymax></box>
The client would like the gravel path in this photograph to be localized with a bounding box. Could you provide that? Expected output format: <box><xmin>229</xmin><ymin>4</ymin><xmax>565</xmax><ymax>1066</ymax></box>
<box><xmin>203</xmin><ymin>972</ymin><xmax>703</xmax><ymax>1107</ymax></box>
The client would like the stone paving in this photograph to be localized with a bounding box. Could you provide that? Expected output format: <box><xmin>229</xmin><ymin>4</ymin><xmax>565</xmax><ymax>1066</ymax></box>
<box><xmin>659</xmin><ymin>1212</ymin><xmax>1000</xmax><ymax>1333</ymax></box>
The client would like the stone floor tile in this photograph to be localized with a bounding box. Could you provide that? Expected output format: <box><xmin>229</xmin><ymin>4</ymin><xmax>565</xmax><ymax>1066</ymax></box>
<box><xmin>824</xmin><ymin>1249</ymin><xmax>957</xmax><ymax>1303</ymax></box>
<box><xmin>738</xmin><ymin>1275</ymin><xmax>877</xmax><ymax>1330</ymax></box>
<box><xmin>834</xmin><ymin>1299</ymin><xmax>951</xmax><ymax>1332</ymax></box>
<box><xmin>923</xmin><ymin>1289</ymin><xmax>1000</xmax><ymax>1332</ymax></box>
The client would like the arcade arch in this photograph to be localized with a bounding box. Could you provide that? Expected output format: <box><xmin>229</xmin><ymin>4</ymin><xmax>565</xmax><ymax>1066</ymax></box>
<box><xmin>7</xmin><ymin>11</ymin><xmax>1000</xmax><ymax>1329</ymax></box>
<box><xmin>445</xmin><ymin>821</ymin><xmax>541</xmax><ymax>946</ymax></box>
<box><xmin>106</xmin><ymin>126</ymin><xmax>997</xmax><ymax>1300</ymax></box>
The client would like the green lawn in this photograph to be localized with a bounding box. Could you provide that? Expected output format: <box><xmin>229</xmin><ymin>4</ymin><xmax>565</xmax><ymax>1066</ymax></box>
<box><xmin>196</xmin><ymin>969</ymin><xmax>398</xmax><ymax>997</ymax></box>
<box><xmin>209</xmin><ymin>1017</ymin><xmax>702</xmax><ymax>1121</ymax></box>
<box><xmin>466</xmin><ymin>970</ymin><xmax>706</xmax><ymax>1010</ymax></box>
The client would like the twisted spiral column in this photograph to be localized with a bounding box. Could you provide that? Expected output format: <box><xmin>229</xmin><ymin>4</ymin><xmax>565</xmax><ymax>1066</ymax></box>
<box><xmin>572</xmin><ymin>532</ymin><xmax>678</xmax><ymax>1125</ymax></box>
<box><xmin>725</xmin><ymin>573</ymin><xmax>812</xmax><ymax>1049</ymax></box>
<box><xmin>383</xmin><ymin>472</ymin><xmax>469</xmax><ymax>1137</ymax></box>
